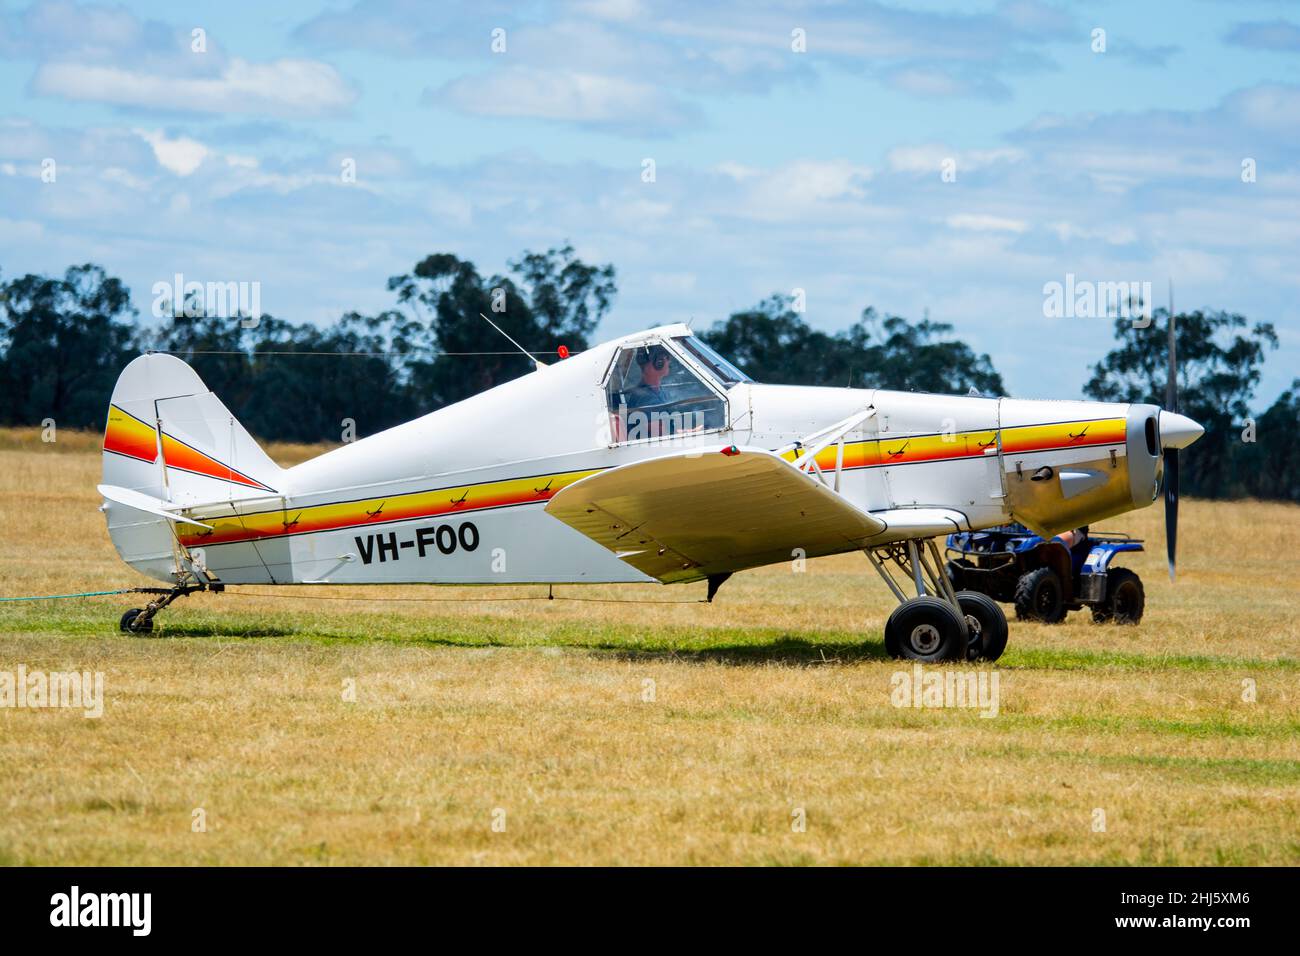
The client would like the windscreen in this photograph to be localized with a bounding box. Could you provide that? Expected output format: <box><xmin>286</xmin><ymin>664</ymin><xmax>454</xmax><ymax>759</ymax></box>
<box><xmin>673</xmin><ymin>335</ymin><xmax>751</xmax><ymax>387</ymax></box>
<box><xmin>606</xmin><ymin>342</ymin><xmax>726</xmax><ymax>441</ymax></box>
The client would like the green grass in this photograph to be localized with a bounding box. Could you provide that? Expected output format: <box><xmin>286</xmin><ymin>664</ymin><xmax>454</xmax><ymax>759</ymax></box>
<box><xmin>1</xmin><ymin>439</ymin><xmax>1298</xmax><ymax>864</ymax></box>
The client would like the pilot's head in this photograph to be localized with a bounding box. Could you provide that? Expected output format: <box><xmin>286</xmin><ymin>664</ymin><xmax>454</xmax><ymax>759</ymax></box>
<box><xmin>636</xmin><ymin>344</ymin><xmax>671</xmax><ymax>386</ymax></box>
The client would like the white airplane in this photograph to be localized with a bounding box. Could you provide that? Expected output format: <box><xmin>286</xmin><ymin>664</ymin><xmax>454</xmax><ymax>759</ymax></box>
<box><xmin>99</xmin><ymin>320</ymin><xmax>1202</xmax><ymax>661</ymax></box>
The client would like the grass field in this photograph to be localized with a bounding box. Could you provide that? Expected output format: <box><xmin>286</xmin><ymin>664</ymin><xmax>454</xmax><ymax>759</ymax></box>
<box><xmin>1</xmin><ymin>426</ymin><xmax>1297</xmax><ymax>865</ymax></box>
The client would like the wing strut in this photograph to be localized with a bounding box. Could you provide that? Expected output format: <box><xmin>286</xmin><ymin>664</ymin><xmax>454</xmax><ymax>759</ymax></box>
<box><xmin>778</xmin><ymin>406</ymin><xmax>876</xmax><ymax>490</ymax></box>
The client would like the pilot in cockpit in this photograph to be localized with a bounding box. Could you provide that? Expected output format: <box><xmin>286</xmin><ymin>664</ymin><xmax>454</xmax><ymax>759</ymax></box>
<box><xmin>625</xmin><ymin>344</ymin><xmax>672</xmax><ymax>410</ymax></box>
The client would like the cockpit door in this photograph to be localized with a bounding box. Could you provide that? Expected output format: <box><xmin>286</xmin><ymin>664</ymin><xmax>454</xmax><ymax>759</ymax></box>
<box><xmin>603</xmin><ymin>339</ymin><xmax>729</xmax><ymax>446</ymax></box>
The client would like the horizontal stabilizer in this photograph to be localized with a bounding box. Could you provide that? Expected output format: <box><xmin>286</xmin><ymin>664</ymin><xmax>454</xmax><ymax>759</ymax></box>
<box><xmin>97</xmin><ymin>484</ymin><xmax>213</xmax><ymax>529</ymax></box>
<box><xmin>545</xmin><ymin>447</ymin><xmax>887</xmax><ymax>583</ymax></box>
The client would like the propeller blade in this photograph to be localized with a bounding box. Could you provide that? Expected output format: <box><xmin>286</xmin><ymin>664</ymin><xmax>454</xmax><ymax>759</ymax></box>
<box><xmin>1164</xmin><ymin>448</ymin><xmax>1178</xmax><ymax>581</ymax></box>
<box><xmin>1164</xmin><ymin>291</ymin><xmax>1178</xmax><ymax>581</ymax></box>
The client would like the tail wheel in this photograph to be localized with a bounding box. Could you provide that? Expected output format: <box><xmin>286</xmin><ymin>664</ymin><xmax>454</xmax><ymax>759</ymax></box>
<box><xmin>1014</xmin><ymin>567</ymin><xmax>1066</xmax><ymax>623</ymax></box>
<box><xmin>1092</xmin><ymin>567</ymin><xmax>1145</xmax><ymax>624</ymax></box>
<box><xmin>884</xmin><ymin>597</ymin><xmax>969</xmax><ymax>662</ymax></box>
<box><xmin>119</xmin><ymin>608</ymin><xmax>153</xmax><ymax>634</ymax></box>
<box><xmin>956</xmin><ymin>590</ymin><xmax>1008</xmax><ymax>662</ymax></box>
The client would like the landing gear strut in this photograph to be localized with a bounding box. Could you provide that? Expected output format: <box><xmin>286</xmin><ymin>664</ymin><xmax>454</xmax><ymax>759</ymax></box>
<box><xmin>866</xmin><ymin>538</ymin><xmax>1008</xmax><ymax>662</ymax></box>
<box><xmin>119</xmin><ymin>582</ymin><xmax>219</xmax><ymax>634</ymax></box>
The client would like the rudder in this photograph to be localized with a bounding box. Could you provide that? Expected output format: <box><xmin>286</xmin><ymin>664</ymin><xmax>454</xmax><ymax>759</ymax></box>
<box><xmin>101</xmin><ymin>353</ymin><xmax>284</xmax><ymax>582</ymax></box>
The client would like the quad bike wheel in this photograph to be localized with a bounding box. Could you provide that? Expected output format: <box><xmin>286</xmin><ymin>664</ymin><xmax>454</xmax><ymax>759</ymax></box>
<box><xmin>1091</xmin><ymin>567</ymin><xmax>1145</xmax><ymax>624</ymax></box>
<box><xmin>1014</xmin><ymin>567</ymin><xmax>1066</xmax><ymax>623</ymax></box>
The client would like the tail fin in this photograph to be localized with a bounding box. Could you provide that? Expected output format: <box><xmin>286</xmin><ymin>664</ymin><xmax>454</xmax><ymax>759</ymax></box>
<box><xmin>101</xmin><ymin>353</ymin><xmax>283</xmax><ymax>581</ymax></box>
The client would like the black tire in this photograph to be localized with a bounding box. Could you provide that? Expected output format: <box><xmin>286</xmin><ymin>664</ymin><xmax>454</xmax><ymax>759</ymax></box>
<box><xmin>884</xmin><ymin>597</ymin><xmax>969</xmax><ymax>662</ymax></box>
<box><xmin>119</xmin><ymin>608</ymin><xmax>153</xmax><ymax>634</ymax></box>
<box><xmin>883</xmin><ymin>621</ymin><xmax>900</xmax><ymax>659</ymax></box>
<box><xmin>1091</xmin><ymin>568</ymin><xmax>1144</xmax><ymax>625</ymax></box>
<box><xmin>956</xmin><ymin>590</ymin><xmax>1009</xmax><ymax>662</ymax></box>
<box><xmin>1014</xmin><ymin>567</ymin><xmax>1065</xmax><ymax>623</ymax></box>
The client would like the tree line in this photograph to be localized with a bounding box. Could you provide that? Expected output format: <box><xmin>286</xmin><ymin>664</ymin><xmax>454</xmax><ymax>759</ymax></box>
<box><xmin>0</xmin><ymin>249</ymin><xmax>1295</xmax><ymax>501</ymax></box>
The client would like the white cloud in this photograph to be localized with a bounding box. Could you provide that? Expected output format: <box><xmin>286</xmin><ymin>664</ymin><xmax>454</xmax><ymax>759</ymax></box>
<box><xmin>135</xmin><ymin>129</ymin><xmax>209</xmax><ymax>176</ymax></box>
<box><xmin>708</xmin><ymin>159</ymin><xmax>879</xmax><ymax>224</ymax></box>
<box><xmin>296</xmin><ymin>0</ymin><xmax>1065</xmax><ymax>141</ymax></box>
<box><xmin>33</xmin><ymin>57</ymin><xmax>356</xmax><ymax>117</ymax></box>
<box><xmin>780</xmin><ymin>159</ymin><xmax>872</xmax><ymax>200</ymax></box>
<box><xmin>781</xmin><ymin>159</ymin><xmax>871</xmax><ymax>197</ymax></box>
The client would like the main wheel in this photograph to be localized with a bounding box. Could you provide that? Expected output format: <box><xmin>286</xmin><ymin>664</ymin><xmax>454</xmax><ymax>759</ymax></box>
<box><xmin>119</xmin><ymin>608</ymin><xmax>153</xmax><ymax>634</ymax></box>
<box><xmin>884</xmin><ymin>597</ymin><xmax>969</xmax><ymax>662</ymax></box>
<box><xmin>1014</xmin><ymin>567</ymin><xmax>1065</xmax><ymax>623</ymax></box>
<box><xmin>956</xmin><ymin>590</ymin><xmax>1009</xmax><ymax>662</ymax></box>
<box><xmin>1091</xmin><ymin>567</ymin><xmax>1145</xmax><ymax>624</ymax></box>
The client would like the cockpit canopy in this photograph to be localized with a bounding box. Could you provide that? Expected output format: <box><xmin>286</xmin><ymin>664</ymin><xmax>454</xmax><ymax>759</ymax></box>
<box><xmin>603</xmin><ymin>334</ymin><xmax>749</xmax><ymax>443</ymax></box>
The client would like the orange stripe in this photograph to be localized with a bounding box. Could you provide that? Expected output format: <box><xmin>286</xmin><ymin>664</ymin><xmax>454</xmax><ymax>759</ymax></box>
<box><xmin>160</xmin><ymin>433</ymin><xmax>268</xmax><ymax>489</ymax></box>
<box><xmin>787</xmin><ymin>419</ymin><xmax>1123</xmax><ymax>471</ymax></box>
<box><xmin>103</xmin><ymin>404</ymin><xmax>272</xmax><ymax>491</ymax></box>
<box><xmin>103</xmin><ymin>406</ymin><xmax>158</xmax><ymax>463</ymax></box>
<box><xmin>177</xmin><ymin>469</ymin><xmax>599</xmax><ymax>548</ymax></box>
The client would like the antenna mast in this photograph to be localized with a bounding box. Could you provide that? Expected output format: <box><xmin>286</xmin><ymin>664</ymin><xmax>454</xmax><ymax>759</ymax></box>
<box><xmin>478</xmin><ymin>313</ymin><xmax>546</xmax><ymax>369</ymax></box>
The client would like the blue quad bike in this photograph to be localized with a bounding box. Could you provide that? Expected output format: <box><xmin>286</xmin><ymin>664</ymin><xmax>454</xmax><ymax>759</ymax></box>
<box><xmin>944</xmin><ymin>524</ymin><xmax>1146</xmax><ymax>625</ymax></box>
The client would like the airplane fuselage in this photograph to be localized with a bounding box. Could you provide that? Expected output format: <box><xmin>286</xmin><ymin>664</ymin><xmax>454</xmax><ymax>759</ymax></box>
<box><xmin>103</xmin><ymin>324</ymin><xmax>1174</xmax><ymax>587</ymax></box>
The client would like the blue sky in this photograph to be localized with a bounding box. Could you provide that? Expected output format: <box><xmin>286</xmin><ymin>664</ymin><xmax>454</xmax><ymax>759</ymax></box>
<box><xmin>1</xmin><ymin>0</ymin><xmax>1297</xmax><ymax>404</ymax></box>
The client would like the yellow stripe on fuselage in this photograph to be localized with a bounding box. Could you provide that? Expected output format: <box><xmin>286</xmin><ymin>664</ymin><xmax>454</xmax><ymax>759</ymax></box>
<box><xmin>180</xmin><ymin>418</ymin><xmax>1126</xmax><ymax>548</ymax></box>
<box><xmin>786</xmin><ymin>417</ymin><xmax>1124</xmax><ymax>471</ymax></box>
<box><xmin>178</xmin><ymin>468</ymin><xmax>601</xmax><ymax>548</ymax></box>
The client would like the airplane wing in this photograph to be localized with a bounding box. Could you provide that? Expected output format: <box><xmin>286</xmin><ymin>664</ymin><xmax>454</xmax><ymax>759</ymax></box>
<box><xmin>544</xmin><ymin>447</ymin><xmax>889</xmax><ymax>583</ymax></box>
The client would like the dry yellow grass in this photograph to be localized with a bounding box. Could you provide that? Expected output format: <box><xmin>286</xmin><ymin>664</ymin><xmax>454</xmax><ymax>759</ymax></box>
<box><xmin>0</xmin><ymin>426</ymin><xmax>1297</xmax><ymax>865</ymax></box>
